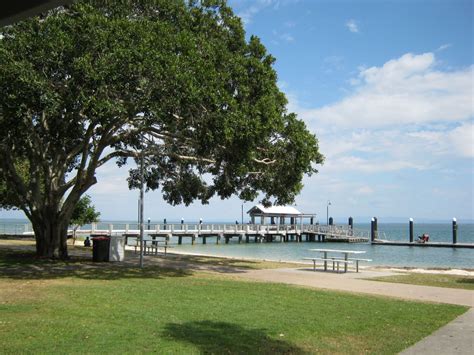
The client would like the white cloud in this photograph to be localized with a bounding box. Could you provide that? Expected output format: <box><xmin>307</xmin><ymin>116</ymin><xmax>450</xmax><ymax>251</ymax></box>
<box><xmin>355</xmin><ymin>186</ymin><xmax>374</xmax><ymax>195</ymax></box>
<box><xmin>280</xmin><ymin>33</ymin><xmax>294</xmax><ymax>42</ymax></box>
<box><xmin>271</xmin><ymin>30</ymin><xmax>295</xmax><ymax>44</ymax></box>
<box><xmin>322</xmin><ymin>155</ymin><xmax>423</xmax><ymax>174</ymax></box>
<box><xmin>237</xmin><ymin>0</ymin><xmax>275</xmax><ymax>24</ymax></box>
<box><xmin>302</xmin><ymin>52</ymin><xmax>473</xmax><ymax>129</ymax></box>
<box><xmin>437</xmin><ymin>43</ymin><xmax>452</xmax><ymax>52</ymax></box>
<box><xmin>314</xmin><ymin>122</ymin><xmax>473</xmax><ymax>176</ymax></box>
<box><xmin>323</xmin><ymin>56</ymin><xmax>344</xmax><ymax>73</ymax></box>
<box><xmin>282</xmin><ymin>55</ymin><xmax>472</xmax><ymax>203</ymax></box>
<box><xmin>448</xmin><ymin>122</ymin><xmax>474</xmax><ymax>158</ymax></box>
<box><xmin>346</xmin><ymin>19</ymin><xmax>359</xmax><ymax>33</ymax></box>
<box><xmin>235</xmin><ymin>0</ymin><xmax>301</xmax><ymax>24</ymax></box>
<box><xmin>89</xmin><ymin>163</ymin><xmax>131</xmax><ymax>195</ymax></box>
<box><xmin>410</xmin><ymin>122</ymin><xmax>474</xmax><ymax>158</ymax></box>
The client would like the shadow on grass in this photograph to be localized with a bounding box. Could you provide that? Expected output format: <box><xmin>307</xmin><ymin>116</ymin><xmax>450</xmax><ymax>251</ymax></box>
<box><xmin>0</xmin><ymin>244</ymin><xmax>266</xmax><ymax>281</ymax></box>
<box><xmin>456</xmin><ymin>277</ymin><xmax>474</xmax><ymax>285</ymax></box>
<box><xmin>164</xmin><ymin>253</ymin><xmax>267</xmax><ymax>273</ymax></box>
<box><xmin>0</xmin><ymin>250</ymin><xmax>191</xmax><ymax>281</ymax></box>
<box><xmin>162</xmin><ymin>320</ymin><xmax>307</xmax><ymax>354</ymax></box>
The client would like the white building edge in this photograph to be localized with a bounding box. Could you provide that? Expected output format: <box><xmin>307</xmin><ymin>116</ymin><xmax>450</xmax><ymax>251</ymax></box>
<box><xmin>247</xmin><ymin>204</ymin><xmax>316</xmax><ymax>225</ymax></box>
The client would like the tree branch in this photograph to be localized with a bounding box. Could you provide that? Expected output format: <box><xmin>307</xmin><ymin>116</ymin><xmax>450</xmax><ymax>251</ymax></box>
<box><xmin>97</xmin><ymin>149</ymin><xmax>138</xmax><ymax>167</ymax></box>
<box><xmin>253</xmin><ymin>158</ymin><xmax>277</xmax><ymax>165</ymax></box>
<box><xmin>171</xmin><ymin>154</ymin><xmax>215</xmax><ymax>164</ymax></box>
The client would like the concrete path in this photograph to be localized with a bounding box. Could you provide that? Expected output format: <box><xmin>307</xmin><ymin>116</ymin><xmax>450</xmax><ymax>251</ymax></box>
<box><xmin>400</xmin><ymin>308</ymin><xmax>473</xmax><ymax>355</ymax></box>
<box><xmin>233</xmin><ymin>267</ymin><xmax>474</xmax><ymax>307</ymax></box>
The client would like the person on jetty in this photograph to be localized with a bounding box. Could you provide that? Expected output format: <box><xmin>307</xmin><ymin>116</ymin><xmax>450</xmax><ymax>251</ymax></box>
<box><xmin>84</xmin><ymin>237</ymin><xmax>91</xmax><ymax>247</ymax></box>
<box><xmin>417</xmin><ymin>234</ymin><xmax>430</xmax><ymax>243</ymax></box>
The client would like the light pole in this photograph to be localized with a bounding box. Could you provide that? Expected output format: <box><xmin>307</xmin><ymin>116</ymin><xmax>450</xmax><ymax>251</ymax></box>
<box><xmin>326</xmin><ymin>200</ymin><xmax>331</xmax><ymax>225</ymax></box>
<box><xmin>139</xmin><ymin>152</ymin><xmax>145</xmax><ymax>269</ymax></box>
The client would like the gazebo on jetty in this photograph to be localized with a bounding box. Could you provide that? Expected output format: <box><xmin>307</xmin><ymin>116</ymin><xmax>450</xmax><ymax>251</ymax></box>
<box><xmin>247</xmin><ymin>205</ymin><xmax>316</xmax><ymax>225</ymax></box>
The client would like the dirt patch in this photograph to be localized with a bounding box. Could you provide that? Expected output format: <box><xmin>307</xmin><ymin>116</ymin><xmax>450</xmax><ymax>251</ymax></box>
<box><xmin>0</xmin><ymin>278</ymin><xmax>74</xmax><ymax>304</ymax></box>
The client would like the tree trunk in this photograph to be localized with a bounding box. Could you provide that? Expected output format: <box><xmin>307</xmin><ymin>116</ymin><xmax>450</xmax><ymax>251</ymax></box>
<box><xmin>59</xmin><ymin>224</ymin><xmax>69</xmax><ymax>259</ymax></box>
<box><xmin>31</xmin><ymin>209</ymin><xmax>70</xmax><ymax>259</ymax></box>
<box><xmin>25</xmin><ymin>174</ymin><xmax>96</xmax><ymax>260</ymax></box>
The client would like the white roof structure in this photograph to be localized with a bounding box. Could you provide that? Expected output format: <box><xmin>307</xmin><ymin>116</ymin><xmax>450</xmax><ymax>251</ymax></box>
<box><xmin>247</xmin><ymin>204</ymin><xmax>302</xmax><ymax>217</ymax></box>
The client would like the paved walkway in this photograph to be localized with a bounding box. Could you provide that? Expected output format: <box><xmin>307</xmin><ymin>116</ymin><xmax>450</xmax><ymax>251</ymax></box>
<box><xmin>400</xmin><ymin>308</ymin><xmax>473</xmax><ymax>355</ymax></box>
<box><xmin>233</xmin><ymin>267</ymin><xmax>474</xmax><ymax>307</ymax></box>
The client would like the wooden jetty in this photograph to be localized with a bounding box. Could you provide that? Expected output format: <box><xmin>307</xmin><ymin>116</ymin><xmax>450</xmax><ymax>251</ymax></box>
<box><xmin>62</xmin><ymin>223</ymin><xmax>370</xmax><ymax>245</ymax></box>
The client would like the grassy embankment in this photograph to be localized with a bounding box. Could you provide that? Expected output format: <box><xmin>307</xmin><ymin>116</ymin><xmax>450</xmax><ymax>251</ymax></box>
<box><xmin>0</xmin><ymin>244</ymin><xmax>468</xmax><ymax>354</ymax></box>
<box><xmin>368</xmin><ymin>273</ymin><xmax>474</xmax><ymax>290</ymax></box>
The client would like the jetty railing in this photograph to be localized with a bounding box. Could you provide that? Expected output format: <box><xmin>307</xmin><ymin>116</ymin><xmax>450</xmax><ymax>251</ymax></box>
<box><xmin>0</xmin><ymin>222</ymin><xmax>369</xmax><ymax>240</ymax></box>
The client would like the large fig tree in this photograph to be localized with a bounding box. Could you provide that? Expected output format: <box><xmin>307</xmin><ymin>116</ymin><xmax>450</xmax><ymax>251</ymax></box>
<box><xmin>0</xmin><ymin>0</ymin><xmax>323</xmax><ymax>259</ymax></box>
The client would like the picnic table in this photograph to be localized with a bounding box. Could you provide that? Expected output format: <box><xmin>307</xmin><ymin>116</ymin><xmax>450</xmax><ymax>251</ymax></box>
<box><xmin>143</xmin><ymin>239</ymin><xmax>172</xmax><ymax>255</ymax></box>
<box><xmin>307</xmin><ymin>248</ymin><xmax>367</xmax><ymax>273</ymax></box>
<box><xmin>122</xmin><ymin>232</ymin><xmax>139</xmax><ymax>246</ymax></box>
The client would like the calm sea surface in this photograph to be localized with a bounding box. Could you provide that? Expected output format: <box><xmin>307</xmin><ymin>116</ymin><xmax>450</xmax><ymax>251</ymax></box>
<box><xmin>1</xmin><ymin>220</ymin><xmax>473</xmax><ymax>268</ymax></box>
<box><xmin>171</xmin><ymin>223</ymin><xmax>474</xmax><ymax>269</ymax></box>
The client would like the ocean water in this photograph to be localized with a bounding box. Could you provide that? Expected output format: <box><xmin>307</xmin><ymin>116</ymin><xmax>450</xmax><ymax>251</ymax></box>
<box><xmin>165</xmin><ymin>222</ymin><xmax>474</xmax><ymax>269</ymax></box>
<box><xmin>1</xmin><ymin>219</ymin><xmax>473</xmax><ymax>268</ymax></box>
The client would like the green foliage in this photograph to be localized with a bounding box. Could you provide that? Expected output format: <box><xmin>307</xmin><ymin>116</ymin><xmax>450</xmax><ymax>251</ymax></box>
<box><xmin>0</xmin><ymin>161</ymin><xmax>29</xmax><ymax>210</ymax></box>
<box><xmin>0</xmin><ymin>0</ymin><xmax>323</xmax><ymax>256</ymax></box>
<box><xmin>70</xmin><ymin>195</ymin><xmax>100</xmax><ymax>227</ymax></box>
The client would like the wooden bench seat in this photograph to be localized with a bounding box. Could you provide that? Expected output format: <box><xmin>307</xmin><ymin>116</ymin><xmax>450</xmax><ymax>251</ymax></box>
<box><xmin>303</xmin><ymin>257</ymin><xmax>352</xmax><ymax>273</ymax></box>
<box><xmin>347</xmin><ymin>258</ymin><xmax>372</xmax><ymax>272</ymax></box>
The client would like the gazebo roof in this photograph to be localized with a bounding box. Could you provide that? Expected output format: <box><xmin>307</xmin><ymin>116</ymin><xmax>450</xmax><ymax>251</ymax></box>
<box><xmin>247</xmin><ymin>204</ymin><xmax>302</xmax><ymax>216</ymax></box>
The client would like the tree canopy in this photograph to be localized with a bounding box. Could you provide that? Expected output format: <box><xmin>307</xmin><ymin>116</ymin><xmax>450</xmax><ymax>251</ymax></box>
<box><xmin>71</xmin><ymin>195</ymin><xmax>100</xmax><ymax>228</ymax></box>
<box><xmin>0</xmin><ymin>160</ymin><xmax>29</xmax><ymax>209</ymax></box>
<box><xmin>0</xmin><ymin>0</ymin><xmax>323</xmax><ymax>258</ymax></box>
<box><xmin>70</xmin><ymin>194</ymin><xmax>100</xmax><ymax>244</ymax></box>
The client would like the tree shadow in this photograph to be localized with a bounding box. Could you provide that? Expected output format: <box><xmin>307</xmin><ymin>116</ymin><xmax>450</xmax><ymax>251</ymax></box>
<box><xmin>160</xmin><ymin>254</ymin><xmax>268</xmax><ymax>273</ymax></box>
<box><xmin>0</xmin><ymin>239</ymin><xmax>279</xmax><ymax>282</ymax></box>
<box><xmin>0</xmin><ymin>239</ymin><xmax>274</xmax><ymax>280</ymax></box>
<box><xmin>456</xmin><ymin>277</ymin><xmax>474</xmax><ymax>286</ymax></box>
<box><xmin>162</xmin><ymin>320</ymin><xmax>308</xmax><ymax>354</ymax></box>
<box><xmin>0</xmin><ymin>250</ymin><xmax>191</xmax><ymax>281</ymax></box>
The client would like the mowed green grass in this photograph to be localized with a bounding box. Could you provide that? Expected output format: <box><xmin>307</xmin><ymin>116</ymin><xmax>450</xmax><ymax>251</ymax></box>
<box><xmin>368</xmin><ymin>273</ymin><xmax>474</xmax><ymax>290</ymax></box>
<box><xmin>0</xmin><ymin>251</ymin><xmax>467</xmax><ymax>354</ymax></box>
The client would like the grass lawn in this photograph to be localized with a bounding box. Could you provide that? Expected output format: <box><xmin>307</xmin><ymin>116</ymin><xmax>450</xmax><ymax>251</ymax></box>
<box><xmin>0</xmin><ymin>248</ymin><xmax>468</xmax><ymax>354</ymax></box>
<box><xmin>368</xmin><ymin>272</ymin><xmax>474</xmax><ymax>290</ymax></box>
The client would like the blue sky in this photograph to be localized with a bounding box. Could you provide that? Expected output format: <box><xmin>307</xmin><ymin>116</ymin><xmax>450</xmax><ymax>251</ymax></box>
<box><xmin>1</xmin><ymin>0</ymin><xmax>473</xmax><ymax>223</ymax></box>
